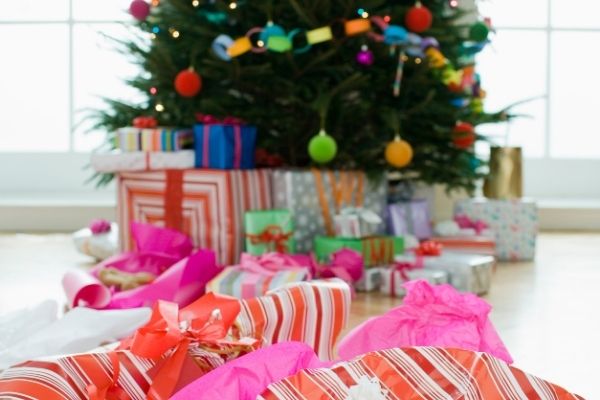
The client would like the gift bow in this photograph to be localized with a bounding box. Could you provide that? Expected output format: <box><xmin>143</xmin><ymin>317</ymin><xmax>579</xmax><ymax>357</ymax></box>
<box><xmin>413</xmin><ymin>240</ymin><xmax>443</xmax><ymax>256</ymax></box>
<box><xmin>246</xmin><ymin>225</ymin><xmax>293</xmax><ymax>253</ymax></box>
<box><xmin>132</xmin><ymin>116</ymin><xmax>158</xmax><ymax>129</ymax></box>
<box><xmin>195</xmin><ymin>113</ymin><xmax>245</xmax><ymax>125</ymax></box>
<box><xmin>392</xmin><ymin>241</ymin><xmax>441</xmax><ymax>282</ymax></box>
<box><xmin>316</xmin><ymin>248</ymin><xmax>364</xmax><ymax>287</ymax></box>
<box><xmin>89</xmin><ymin>219</ymin><xmax>112</xmax><ymax>235</ymax></box>
<box><xmin>340</xmin><ymin>207</ymin><xmax>383</xmax><ymax>225</ymax></box>
<box><xmin>237</xmin><ymin>252</ymin><xmax>306</xmax><ymax>276</ymax></box>
<box><xmin>118</xmin><ymin>293</ymin><xmax>242</xmax><ymax>400</ymax></box>
<box><xmin>454</xmin><ymin>214</ymin><xmax>489</xmax><ymax>235</ymax></box>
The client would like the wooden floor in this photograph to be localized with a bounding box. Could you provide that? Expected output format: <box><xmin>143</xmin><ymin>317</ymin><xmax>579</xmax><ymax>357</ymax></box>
<box><xmin>0</xmin><ymin>232</ymin><xmax>598</xmax><ymax>398</ymax></box>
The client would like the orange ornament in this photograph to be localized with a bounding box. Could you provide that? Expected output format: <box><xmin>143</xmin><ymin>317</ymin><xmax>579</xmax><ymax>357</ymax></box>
<box><xmin>385</xmin><ymin>138</ymin><xmax>413</xmax><ymax>168</ymax></box>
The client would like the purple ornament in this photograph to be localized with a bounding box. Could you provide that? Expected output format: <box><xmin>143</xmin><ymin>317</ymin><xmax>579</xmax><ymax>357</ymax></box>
<box><xmin>130</xmin><ymin>0</ymin><xmax>150</xmax><ymax>21</ymax></box>
<box><xmin>420</xmin><ymin>37</ymin><xmax>440</xmax><ymax>51</ymax></box>
<box><xmin>356</xmin><ymin>47</ymin><xmax>374</xmax><ymax>66</ymax></box>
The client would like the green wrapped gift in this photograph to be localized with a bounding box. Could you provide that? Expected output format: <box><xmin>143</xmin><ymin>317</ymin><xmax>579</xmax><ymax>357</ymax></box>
<box><xmin>245</xmin><ymin>209</ymin><xmax>295</xmax><ymax>255</ymax></box>
<box><xmin>314</xmin><ymin>236</ymin><xmax>404</xmax><ymax>267</ymax></box>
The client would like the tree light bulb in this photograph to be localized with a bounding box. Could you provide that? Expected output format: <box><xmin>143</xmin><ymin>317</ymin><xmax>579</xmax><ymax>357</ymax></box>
<box><xmin>155</xmin><ymin>103</ymin><xmax>165</xmax><ymax>112</ymax></box>
<box><xmin>171</xmin><ymin>30</ymin><xmax>180</xmax><ymax>38</ymax></box>
<box><xmin>192</xmin><ymin>0</ymin><xmax>200</xmax><ymax>6</ymax></box>
<box><xmin>150</xmin><ymin>33</ymin><xmax>157</xmax><ymax>39</ymax></box>
<box><xmin>383</xmin><ymin>15</ymin><xmax>391</xmax><ymax>23</ymax></box>
<box><xmin>229</xmin><ymin>2</ymin><xmax>237</xmax><ymax>9</ymax></box>
<box><xmin>361</xmin><ymin>11</ymin><xmax>369</xmax><ymax>18</ymax></box>
<box><xmin>150</xmin><ymin>87</ymin><xmax>158</xmax><ymax>95</ymax></box>
<box><xmin>415</xmin><ymin>58</ymin><xmax>422</xmax><ymax>64</ymax></box>
<box><xmin>257</xmin><ymin>40</ymin><xmax>265</xmax><ymax>47</ymax></box>
<box><xmin>449</xmin><ymin>0</ymin><xmax>459</xmax><ymax>7</ymax></box>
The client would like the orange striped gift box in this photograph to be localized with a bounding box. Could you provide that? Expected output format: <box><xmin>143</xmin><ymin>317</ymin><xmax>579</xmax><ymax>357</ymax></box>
<box><xmin>237</xmin><ymin>279</ymin><xmax>351</xmax><ymax>361</ymax></box>
<box><xmin>259</xmin><ymin>347</ymin><xmax>584</xmax><ymax>400</ymax></box>
<box><xmin>431</xmin><ymin>235</ymin><xmax>496</xmax><ymax>256</ymax></box>
<box><xmin>118</xmin><ymin>169</ymin><xmax>273</xmax><ymax>265</ymax></box>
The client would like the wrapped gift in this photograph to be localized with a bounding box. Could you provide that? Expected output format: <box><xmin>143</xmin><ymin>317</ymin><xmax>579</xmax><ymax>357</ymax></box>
<box><xmin>380</xmin><ymin>265</ymin><xmax>448</xmax><ymax>297</ymax></box>
<box><xmin>259</xmin><ymin>347</ymin><xmax>583</xmax><ymax>400</ymax></box>
<box><xmin>91</xmin><ymin>150</ymin><xmax>195</xmax><ymax>172</ymax></box>
<box><xmin>206</xmin><ymin>253</ymin><xmax>310</xmax><ymax>299</ymax></box>
<box><xmin>0</xmin><ymin>303</ymin><xmax>150</xmax><ymax>369</ymax></box>
<box><xmin>396</xmin><ymin>244</ymin><xmax>494</xmax><ymax>295</ymax></box>
<box><xmin>72</xmin><ymin>220</ymin><xmax>119</xmax><ymax>260</ymax></box>
<box><xmin>116</xmin><ymin>127</ymin><xmax>194</xmax><ymax>152</ymax></box>
<box><xmin>455</xmin><ymin>198</ymin><xmax>538</xmax><ymax>261</ymax></box>
<box><xmin>63</xmin><ymin>223</ymin><xmax>220</xmax><ymax>309</ymax></box>
<box><xmin>314</xmin><ymin>235</ymin><xmax>404</xmax><ymax>267</ymax></box>
<box><xmin>244</xmin><ymin>209</ymin><xmax>295</xmax><ymax>255</ymax></box>
<box><xmin>333</xmin><ymin>207</ymin><xmax>383</xmax><ymax>238</ymax></box>
<box><xmin>354</xmin><ymin>267</ymin><xmax>383</xmax><ymax>292</ymax></box>
<box><xmin>339</xmin><ymin>280</ymin><xmax>511</xmax><ymax>362</ymax></box>
<box><xmin>0</xmin><ymin>280</ymin><xmax>351</xmax><ymax>398</ymax></box>
<box><xmin>237</xmin><ymin>279</ymin><xmax>351</xmax><ymax>360</ymax></box>
<box><xmin>194</xmin><ymin>115</ymin><xmax>256</xmax><ymax>169</ymax></box>
<box><xmin>118</xmin><ymin>169</ymin><xmax>273</xmax><ymax>264</ymax></box>
<box><xmin>272</xmin><ymin>169</ymin><xmax>387</xmax><ymax>252</ymax></box>
<box><xmin>387</xmin><ymin>199</ymin><xmax>433</xmax><ymax>240</ymax></box>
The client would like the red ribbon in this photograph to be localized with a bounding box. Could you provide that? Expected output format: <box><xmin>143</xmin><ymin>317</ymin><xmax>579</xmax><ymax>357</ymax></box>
<box><xmin>195</xmin><ymin>113</ymin><xmax>245</xmax><ymax>125</ymax></box>
<box><xmin>119</xmin><ymin>293</ymin><xmax>242</xmax><ymax>400</ymax></box>
<box><xmin>414</xmin><ymin>240</ymin><xmax>443</xmax><ymax>256</ymax></box>
<box><xmin>246</xmin><ymin>225</ymin><xmax>293</xmax><ymax>253</ymax></box>
<box><xmin>164</xmin><ymin>170</ymin><xmax>184</xmax><ymax>233</ymax></box>
<box><xmin>133</xmin><ymin>116</ymin><xmax>158</xmax><ymax>129</ymax></box>
<box><xmin>454</xmin><ymin>214</ymin><xmax>489</xmax><ymax>235</ymax></box>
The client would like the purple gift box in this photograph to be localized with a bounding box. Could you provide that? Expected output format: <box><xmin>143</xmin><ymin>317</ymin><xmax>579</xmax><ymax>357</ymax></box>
<box><xmin>387</xmin><ymin>199</ymin><xmax>433</xmax><ymax>240</ymax></box>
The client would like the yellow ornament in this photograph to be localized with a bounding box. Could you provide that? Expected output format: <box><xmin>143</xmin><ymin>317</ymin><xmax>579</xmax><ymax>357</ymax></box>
<box><xmin>385</xmin><ymin>138</ymin><xmax>413</xmax><ymax>168</ymax></box>
<box><xmin>425</xmin><ymin>48</ymin><xmax>446</xmax><ymax>68</ymax></box>
<box><xmin>441</xmin><ymin>67</ymin><xmax>462</xmax><ymax>86</ymax></box>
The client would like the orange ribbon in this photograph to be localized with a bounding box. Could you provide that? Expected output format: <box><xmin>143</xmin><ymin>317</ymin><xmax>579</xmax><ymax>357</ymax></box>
<box><xmin>246</xmin><ymin>225</ymin><xmax>293</xmax><ymax>253</ymax></box>
<box><xmin>414</xmin><ymin>240</ymin><xmax>443</xmax><ymax>256</ymax></box>
<box><xmin>121</xmin><ymin>293</ymin><xmax>241</xmax><ymax>400</ymax></box>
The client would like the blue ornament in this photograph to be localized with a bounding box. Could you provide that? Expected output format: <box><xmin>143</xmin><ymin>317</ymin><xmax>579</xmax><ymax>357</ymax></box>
<box><xmin>384</xmin><ymin>25</ymin><xmax>408</xmax><ymax>45</ymax></box>
<box><xmin>260</xmin><ymin>22</ymin><xmax>285</xmax><ymax>43</ymax></box>
<box><xmin>450</xmin><ymin>98</ymin><xmax>470</xmax><ymax>108</ymax></box>
<box><xmin>212</xmin><ymin>34</ymin><xmax>234</xmax><ymax>61</ymax></box>
<box><xmin>406</xmin><ymin>33</ymin><xmax>424</xmax><ymax>57</ymax></box>
<box><xmin>469</xmin><ymin>157</ymin><xmax>482</xmax><ymax>170</ymax></box>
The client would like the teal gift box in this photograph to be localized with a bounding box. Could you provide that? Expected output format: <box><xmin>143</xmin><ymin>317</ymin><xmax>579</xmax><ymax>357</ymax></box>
<box><xmin>245</xmin><ymin>209</ymin><xmax>295</xmax><ymax>255</ymax></box>
<box><xmin>314</xmin><ymin>236</ymin><xmax>404</xmax><ymax>268</ymax></box>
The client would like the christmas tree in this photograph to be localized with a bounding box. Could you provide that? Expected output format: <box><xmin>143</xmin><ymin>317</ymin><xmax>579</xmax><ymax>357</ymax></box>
<box><xmin>94</xmin><ymin>0</ymin><xmax>509</xmax><ymax>192</ymax></box>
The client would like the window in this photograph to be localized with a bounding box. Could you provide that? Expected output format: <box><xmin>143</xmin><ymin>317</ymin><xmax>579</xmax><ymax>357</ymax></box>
<box><xmin>0</xmin><ymin>0</ymin><xmax>140</xmax><ymax>153</ymax></box>
<box><xmin>477</xmin><ymin>0</ymin><xmax>600</xmax><ymax>160</ymax></box>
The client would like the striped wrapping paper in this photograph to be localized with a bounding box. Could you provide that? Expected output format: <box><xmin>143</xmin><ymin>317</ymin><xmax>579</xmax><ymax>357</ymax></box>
<box><xmin>0</xmin><ymin>280</ymin><xmax>351</xmax><ymax>399</ymax></box>
<box><xmin>430</xmin><ymin>236</ymin><xmax>496</xmax><ymax>257</ymax></box>
<box><xmin>117</xmin><ymin>127</ymin><xmax>194</xmax><ymax>152</ymax></box>
<box><xmin>237</xmin><ymin>279</ymin><xmax>351</xmax><ymax>361</ymax></box>
<box><xmin>206</xmin><ymin>266</ymin><xmax>309</xmax><ymax>299</ymax></box>
<box><xmin>118</xmin><ymin>169</ymin><xmax>273</xmax><ymax>264</ymax></box>
<box><xmin>259</xmin><ymin>347</ymin><xmax>583</xmax><ymax>400</ymax></box>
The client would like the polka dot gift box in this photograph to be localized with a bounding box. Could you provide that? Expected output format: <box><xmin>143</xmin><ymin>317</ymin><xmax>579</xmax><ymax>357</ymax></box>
<box><xmin>454</xmin><ymin>198</ymin><xmax>538</xmax><ymax>262</ymax></box>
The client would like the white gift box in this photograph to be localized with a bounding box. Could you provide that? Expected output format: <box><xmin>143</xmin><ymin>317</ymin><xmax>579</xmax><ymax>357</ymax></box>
<box><xmin>394</xmin><ymin>252</ymin><xmax>494</xmax><ymax>295</ymax></box>
<box><xmin>0</xmin><ymin>302</ymin><xmax>150</xmax><ymax>369</ymax></box>
<box><xmin>91</xmin><ymin>150</ymin><xmax>195</xmax><ymax>173</ymax></box>
<box><xmin>380</xmin><ymin>267</ymin><xmax>448</xmax><ymax>297</ymax></box>
<box><xmin>334</xmin><ymin>208</ymin><xmax>383</xmax><ymax>238</ymax></box>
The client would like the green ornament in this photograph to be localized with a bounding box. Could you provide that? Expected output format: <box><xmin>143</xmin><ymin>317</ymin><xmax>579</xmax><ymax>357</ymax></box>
<box><xmin>308</xmin><ymin>130</ymin><xmax>337</xmax><ymax>163</ymax></box>
<box><xmin>469</xmin><ymin>22</ymin><xmax>489</xmax><ymax>42</ymax></box>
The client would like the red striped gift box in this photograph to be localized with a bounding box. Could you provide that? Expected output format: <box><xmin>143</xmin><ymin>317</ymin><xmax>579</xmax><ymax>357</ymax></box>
<box><xmin>118</xmin><ymin>169</ymin><xmax>273</xmax><ymax>265</ymax></box>
<box><xmin>430</xmin><ymin>235</ymin><xmax>496</xmax><ymax>257</ymax></box>
<box><xmin>259</xmin><ymin>347</ymin><xmax>583</xmax><ymax>400</ymax></box>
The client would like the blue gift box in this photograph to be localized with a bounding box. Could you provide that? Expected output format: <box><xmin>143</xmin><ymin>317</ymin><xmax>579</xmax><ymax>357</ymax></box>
<box><xmin>193</xmin><ymin>123</ymin><xmax>257</xmax><ymax>169</ymax></box>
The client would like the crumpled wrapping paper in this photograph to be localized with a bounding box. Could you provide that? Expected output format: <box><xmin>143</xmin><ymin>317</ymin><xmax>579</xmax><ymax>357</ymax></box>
<box><xmin>337</xmin><ymin>280</ymin><xmax>513</xmax><ymax>364</ymax></box>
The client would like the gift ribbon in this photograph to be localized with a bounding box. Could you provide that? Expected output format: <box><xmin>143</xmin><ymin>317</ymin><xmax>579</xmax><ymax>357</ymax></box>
<box><xmin>133</xmin><ymin>116</ymin><xmax>158</xmax><ymax>129</ymax></box>
<box><xmin>85</xmin><ymin>351</ymin><xmax>130</xmax><ymax>400</ymax></box>
<box><xmin>389</xmin><ymin>241</ymin><xmax>441</xmax><ymax>296</ymax></box>
<box><xmin>363</xmin><ymin>237</ymin><xmax>395</xmax><ymax>266</ymax></box>
<box><xmin>123</xmin><ymin>293</ymin><xmax>241</xmax><ymax>400</ymax></box>
<box><xmin>164</xmin><ymin>170</ymin><xmax>184</xmax><ymax>233</ymax></box>
<box><xmin>245</xmin><ymin>225</ymin><xmax>293</xmax><ymax>253</ymax></box>
<box><xmin>454</xmin><ymin>214</ymin><xmax>489</xmax><ymax>235</ymax></box>
<box><xmin>197</xmin><ymin>114</ymin><xmax>245</xmax><ymax>169</ymax></box>
<box><xmin>312</xmin><ymin>169</ymin><xmax>365</xmax><ymax>236</ymax></box>
<box><xmin>414</xmin><ymin>240</ymin><xmax>443</xmax><ymax>256</ymax></box>
<box><xmin>237</xmin><ymin>252</ymin><xmax>304</xmax><ymax>277</ymax></box>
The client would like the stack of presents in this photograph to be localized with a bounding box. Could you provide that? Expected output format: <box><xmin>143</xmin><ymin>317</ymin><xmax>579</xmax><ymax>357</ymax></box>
<box><xmin>0</xmin><ymin>118</ymin><xmax>579</xmax><ymax>399</ymax></box>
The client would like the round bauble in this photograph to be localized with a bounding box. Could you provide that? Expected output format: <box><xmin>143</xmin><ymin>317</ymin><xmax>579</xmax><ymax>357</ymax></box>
<box><xmin>405</xmin><ymin>3</ymin><xmax>433</xmax><ymax>33</ymax></box>
<box><xmin>356</xmin><ymin>46</ymin><xmax>374</xmax><ymax>66</ymax></box>
<box><xmin>174</xmin><ymin>69</ymin><xmax>202</xmax><ymax>97</ymax></box>
<box><xmin>469</xmin><ymin>21</ymin><xmax>490</xmax><ymax>42</ymax></box>
<box><xmin>452</xmin><ymin>122</ymin><xmax>476</xmax><ymax>149</ymax></box>
<box><xmin>385</xmin><ymin>139</ymin><xmax>413</xmax><ymax>168</ymax></box>
<box><xmin>308</xmin><ymin>130</ymin><xmax>337</xmax><ymax>163</ymax></box>
<box><xmin>129</xmin><ymin>0</ymin><xmax>150</xmax><ymax>21</ymax></box>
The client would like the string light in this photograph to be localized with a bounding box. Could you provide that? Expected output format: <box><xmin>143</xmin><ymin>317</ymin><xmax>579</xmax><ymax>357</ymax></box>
<box><xmin>383</xmin><ymin>15</ymin><xmax>391</xmax><ymax>23</ymax></box>
<box><xmin>415</xmin><ymin>57</ymin><xmax>422</xmax><ymax>64</ymax></box>
<box><xmin>449</xmin><ymin>0</ymin><xmax>459</xmax><ymax>8</ymax></box>
<box><xmin>257</xmin><ymin>40</ymin><xmax>265</xmax><ymax>47</ymax></box>
<box><xmin>192</xmin><ymin>0</ymin><xmax>200</xmax><ymax>6</ymax></box>
<box><xmin>151</xmin><ymin>0</ymin><xmax>160</xmax><ymax>5</ymax></box>
<box><xmin>171</xmin><ymin>30</ymin><xmax>180</xmax><ymax>38</ymax></box>
<box><xmin>401</xmin><ymin>54</ymin><xmax>409</xmax><ymax>62</ymax></box>
<box><xmin>152</xmin><ymin>26</ymin><xmax>160</xmax><ymax>34</ymax></box>
<box><xmin>361</xmin><ymin>11</ymin><xmax>369</xmax><ymax>18</ymax></box>
<box><xmin>149</xmin><ymin>87</ymin><xmax>158</xmax><ymax>95</ymax></box>
<box><xmin>229</xmin><ymin>2</ymin><xmax>237</xmax><ymax>9</ymax></box>
<box><xmin>155</xmin><ymin>103</ymin><xmax>165</xmax><ymax>112</ymax></box>
<box><xmin>150</xmin><ymin>33</ymin><xmax>157</xmax><ymax>39</ymax></box>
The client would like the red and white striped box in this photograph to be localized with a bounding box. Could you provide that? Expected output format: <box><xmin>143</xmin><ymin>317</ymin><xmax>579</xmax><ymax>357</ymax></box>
<box><xmin>118</xmin><ymin>169</ymin><xmax>273</xmax><ymax>265</ymax></box>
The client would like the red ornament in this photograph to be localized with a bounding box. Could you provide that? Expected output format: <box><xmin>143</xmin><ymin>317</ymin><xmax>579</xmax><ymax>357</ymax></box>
<box><xmin>405</xmin><ymin>2</ymin><xmax>433</xmax><ymax>33</ymax></box>
<box><xmin>452</xmin><ymin>122</ymin><xmax>476</xmax><ymax>149</ymax></box>
<box><xmin>174</xmin><ymin>68</ymin><xmax>202</xmax><ymax>97</ymax></box>
<box><xmin>129</xmin><ymin>0</ymin><xmax>150</xmax><ymax>21</ymax></box>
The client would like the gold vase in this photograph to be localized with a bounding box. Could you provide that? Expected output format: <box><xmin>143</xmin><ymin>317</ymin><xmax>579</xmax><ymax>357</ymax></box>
<box><xmin>483</xmin><ymin>146</ymin><xmax>523</xmax><ymax>199</ymax></box>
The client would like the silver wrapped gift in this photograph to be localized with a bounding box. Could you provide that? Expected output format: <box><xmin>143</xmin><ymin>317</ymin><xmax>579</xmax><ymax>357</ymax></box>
<box><xmin>380</xmin><ymin>267</ymin><xmax>448</xmax><ymax>297</ymax></box>
<box><xmin>272</xmin><ymin>170</ymin><xmax>387</xmax><ymax>252</ymax></box>
<box><xmin>334</xmin><ymin>207</ymin><xmax>383</xmax><ymax>238</ymax></box>
<box><xmin>395</xmin><ymin>252</ymin><xmax>494</xmax><ymax>295</ymax></box>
